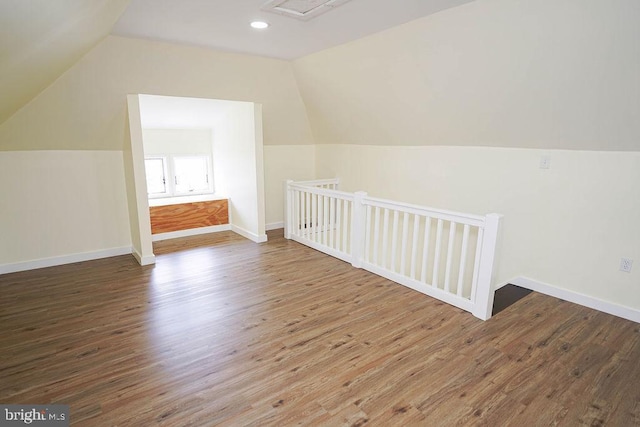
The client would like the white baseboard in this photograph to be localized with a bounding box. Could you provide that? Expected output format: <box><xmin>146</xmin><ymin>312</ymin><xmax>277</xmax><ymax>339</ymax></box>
<box><xmin>131</xmin><ymin>248</ymin><xmax>156</xmax><ymax>266</ymax></box>
<box><xmin>494</xmin><ymin>280</ymin><xmax>510</xmax><ymax>290</ymax></box>
<box><xmin>0</xmin><ymin>246</ymin><xmax>133</xmax><ymax>275</ymax></box>
<box><xmin>231</xmin><ymin>225</ymin><xmax>268</xmax><ymax>243</ymax></box>
<box><xmin>266</xmin><ymin>222</ymin><xmax>284</xmax><ymax>231</ymax></box>
<box><xmin>152</xmin><ymin>224</ymin><xmax>231</xmax><ymax>242</ymax></box>
<box><xmin>511</xmin><ymin>276</ymin><xmax>640</xmax><ymax>324</ymax></box>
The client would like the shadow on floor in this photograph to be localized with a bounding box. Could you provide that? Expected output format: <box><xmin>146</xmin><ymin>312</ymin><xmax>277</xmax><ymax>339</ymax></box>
<box><xmin>492</xmin><ymin>284</ymin><xmax>533</xmax><ymax>316</ymax></box>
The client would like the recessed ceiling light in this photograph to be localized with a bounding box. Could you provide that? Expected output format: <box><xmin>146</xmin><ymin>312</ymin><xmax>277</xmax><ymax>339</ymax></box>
<box><xmin>250</xmin><ymin>21</ymin><xmax>269</xmax><ymax>29</ymax></box>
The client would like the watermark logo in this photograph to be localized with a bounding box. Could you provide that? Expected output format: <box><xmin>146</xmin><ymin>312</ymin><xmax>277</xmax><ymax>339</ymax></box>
<box><xmin>0</xmin><ymin>405</ymin><xmax>69</xmax><ymax>426</ymax></box>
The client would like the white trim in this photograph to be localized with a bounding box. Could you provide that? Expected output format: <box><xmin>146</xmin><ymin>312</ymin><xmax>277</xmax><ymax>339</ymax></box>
<box><xmin>266</xmin><ymin>222</ymin><xmax>284</xmax><ymax>231</ymax></box>
<box><xmin>494</xmin><ymin>280</ymin><xmax>510</xmax><ymax>290</ymax></box>
<box><xmin>0</xmin><ymin>246</ymin><xmax>133</xmax><ymax>275</ymax></box>
<box><xmin>148</xmin><ymin>194</ymin><xmax>227</xmax><ymax>207</ymax></box>
<box><xmin>362</xmin><ymin>262</ymin><xmax>475</xmax><ymax>313</ymax></box>
<box><xmin>132</xmin><ymin>248</ymin><xmax>156</xmax><ymax>266</ymax></box>
<box><xmin>511</xmin><ymin>276</ymin><xmax>640</xmax><ymax>324</ymax></box>
<box><xmin>152</xmin><ymin>224</ymin><xmax>231</xmax><ymax>241</ymax></box>
<box><xmin>231</xmin><ymin>225</ymin><xmax>268</xmax><ymax>243</ymax></box>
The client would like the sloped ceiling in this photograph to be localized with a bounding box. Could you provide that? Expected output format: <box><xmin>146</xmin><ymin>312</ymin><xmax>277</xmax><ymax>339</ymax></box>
<box><xmin>0</xmin><ymin>0</ymin><xmax>131</xmax><ymax>125</ymax></box>
<box><xmin>0</xmin><ymin>0</ymin><xmax>474</xmax><ymax>127</ymax></box>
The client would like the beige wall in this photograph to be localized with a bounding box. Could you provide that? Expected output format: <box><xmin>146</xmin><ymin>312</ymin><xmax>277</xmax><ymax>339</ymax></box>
<box><xmin>263</xmin><ymin>145</ymin><xmax>316</xmax><ymax>226</ymax></box>
<box><xmin>0</xmin><ymin>0</ymin><xmax>131</xmax><ymax>125</ymax></box>
<box><xmin>0</xmin><ymin>35</ymin><xmax>315</xmax><ymax>267</ymax></box>
<box><xmin>294</xmin><ymin>0</ymin><xmax>640</xmax><ymax>151</ymax></box>
<box><xmin>294</xmin><ymin>0</ymin><xmax>640</xmax><ymax>316</ymax></box>
<box><xmin>316</xmin><ymin>145</ymin><xmax>640</xmax><ymax>312</ymax></box>
<box><xmin>0</xmin><ymin>35</ymin><xmax>315</xmax><ymax>151</ymax></box>
<box><xmin>0</xmin><ymin>150</ymin><xmax>131</xmax><ymax>267</ymax></box>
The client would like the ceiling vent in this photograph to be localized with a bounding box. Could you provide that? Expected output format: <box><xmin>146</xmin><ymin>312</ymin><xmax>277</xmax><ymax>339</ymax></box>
<box><xmin>261</xmin><ymin>0</ymin><xmax>353</xmax><ymax>21</ymax></box>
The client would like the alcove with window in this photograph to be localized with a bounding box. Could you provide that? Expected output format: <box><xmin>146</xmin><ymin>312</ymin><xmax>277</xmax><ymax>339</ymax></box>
<box><xmin>125</xmin><ymin>94</ymin><xmax>267</xmax><ymax>265</ymax></box>
<box><xmin>142</xmin><ymin>126</ymin><xmax>226</xmax><ymax>239</ymax></box>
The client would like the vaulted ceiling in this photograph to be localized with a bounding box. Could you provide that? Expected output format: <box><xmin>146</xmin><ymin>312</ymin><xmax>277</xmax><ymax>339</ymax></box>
<box><xmin>0</xmin><ymin>0</ymin><xmax>474</xmax><ymax>125</ymax></box>
<box><xmin>0</xmin><ymin>0</ymin><xmax>131</xmax><ymax>125</ymax></box>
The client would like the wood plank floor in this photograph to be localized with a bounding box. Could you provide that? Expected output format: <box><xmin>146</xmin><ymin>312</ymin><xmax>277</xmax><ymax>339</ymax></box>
<box><xmin>1</xmin><ymin>230</ymin><xmax>639</xmax><ymax>426</ymax></box>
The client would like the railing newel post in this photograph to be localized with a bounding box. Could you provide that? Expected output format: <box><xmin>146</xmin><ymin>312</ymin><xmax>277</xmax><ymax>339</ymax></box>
<box><xmin>471</xmin><ymin>213</ymin><xmax>503</xmax><ymax>320</ymax></box>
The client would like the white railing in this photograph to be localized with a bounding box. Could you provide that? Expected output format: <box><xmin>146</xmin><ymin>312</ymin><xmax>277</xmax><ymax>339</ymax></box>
<box><xmin>284</xmin><ymin>179</ymin><xmax>354</xmax><ymax>264</ymax></box>
<box><xmin>284</xmin><ymin>179</ymin><xmax>502</xmax><ymax>320</ymax></box>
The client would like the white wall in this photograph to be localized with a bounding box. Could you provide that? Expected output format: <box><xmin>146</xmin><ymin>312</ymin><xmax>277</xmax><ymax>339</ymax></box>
<box><xmin>214</xmin><ymin>103</ymin><xmax>266</xmax><ymax>242</ymax></box>
<box><xmin>142</xmin><ymin>129</ymin><xmax>212</xmax><ymax>157</ymax></box>
<box><xmin>0</xmin><ymin>150</ymin><xmax>132</xmax><ymax>272</ymax></box>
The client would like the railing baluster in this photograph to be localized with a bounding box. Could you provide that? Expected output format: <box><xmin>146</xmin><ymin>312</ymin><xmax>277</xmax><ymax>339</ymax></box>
<box><xmin>364</xmin><ymin>205</ymin><xmax>372</xmax><ymax>262</ymax></box>
<box><xmin>432</xmin><ymin>219</ymin><xmax>443</xmax><ymax>288</ymax></box>
<box><xmin>318</xmin><ymin>194</ymin><xmax>322</xmax><ymax>243</ymax></box>
<box><xmin>373</xmin><ymin>207</ymin><xmax>381</xmax><ymax>264</ymax></box>
<box><xmin>292</xmin><ymin>189</ymin><xmax>298</xmax><ymax>236</ymax></box>
<box><xmin>420</xmin><ymin>217</ymin><xmax>431</xmax><ymax>283</ymax></box>
<box><xmin>457</xmin><ymin>224</ymin><xmax>471</xmax><ymax>297</ymax></box>
<box><xmin>391</xmin><ymin>210</ymin><xmax>399</xmax><ymax>272</ymax></box>
<box><xmin>444</xmin><ymin>221</ymin><xmax>457</xmax><ymax>293</ymax></box>
<box><xmin>305</xmin><ymin>192</ymin><xmax>311</xmax><ymax>239</ymax></box>
<box><xmin>335</xmin><ymin>198</ymin><xmax>342</xmax><ymax>252</ymax></box>
<box><xmin>400</xmin><ymin>212</ymin><xmax>409</xmax><ymax>275</ymax></box>
<box><xmin>318</xmin><ymin>195</ymin><xmax>324</xmax><ymax>244</ymax></box>
<box><xmin>328</xmin><ymin>196</ymin><xmax>332</xmax><ymax>245</ymax></box>
<box><xmin>311</xmin><ymin>193</ymin><xmax>318</xmax><ymax>242</ymax></box>
<box><xmin>410</xmin><ymin>214</ymin><xmax>420</xmax><ymax>279</ymax></box>
<box><xmin>329</xmin><ymin>196</ymin><xmax>335</xmax><ymax>248</ymax></box>
<box><xmin>382</xmin><ymin>208</ymin><xmax>390</xmax><ymax>269</ymax></box>
<box><xmin>342</xmin><ymin>200</ymin><xmax>349</xmax><ymax>252</ymax></box>
<box><xmin>322</xmin><ymin>195</ymin><xmax>329</xmax><ymax>246</ymax></box>
<box><xmin>294</xmin><ymin>190</ymin><xmax>304</xmax><ymax>236</ymax></box>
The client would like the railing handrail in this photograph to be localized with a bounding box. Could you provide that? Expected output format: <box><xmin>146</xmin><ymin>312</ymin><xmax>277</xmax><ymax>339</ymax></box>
<box><xmin>288</xmin><ymin>183</ymin><xmax>354</xmax><ymax>201</ymax></box>
<box><xmin>293</xmin><ymin>178</ymin><xmax>340</xmax><ymax>186</ymax></box>
<box><xmin>289</xmin><ymin>184</ymin><xmax>491</xmax><ymax>227</ymax></box>
<box><xmin>362</xmin><ymin>195</ymin><xmax>489</xmax><ymax>227</ymax></box>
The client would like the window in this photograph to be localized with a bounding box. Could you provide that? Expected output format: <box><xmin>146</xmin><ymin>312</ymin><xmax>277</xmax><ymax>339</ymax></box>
<box><xmin>144</xmin><ymin>155</ymin><xmax>213</xmax><ymax>198</ymax></box>
<box><xmin>174</xmin><ymin>157</ymin><xmax>210</xmax><ymax>194</ymax></box>
<box><xmin>145</xmin><ymin>158</ymin><xmax>167</xmax><ymax>195</ymax></box>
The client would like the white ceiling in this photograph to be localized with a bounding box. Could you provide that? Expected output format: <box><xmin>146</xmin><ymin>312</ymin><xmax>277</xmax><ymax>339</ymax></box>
<box><xmin>112</xmin><ymin>0</ymin><xmax>475</xmax><ymax>60</ymax></box>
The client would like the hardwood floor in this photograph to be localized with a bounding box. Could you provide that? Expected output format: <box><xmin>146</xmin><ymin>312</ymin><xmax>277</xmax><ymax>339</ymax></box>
<box><xmin>1</xmin><ymin>230</ymin><xmax>639</xmax><ymax>426</ymax></box>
